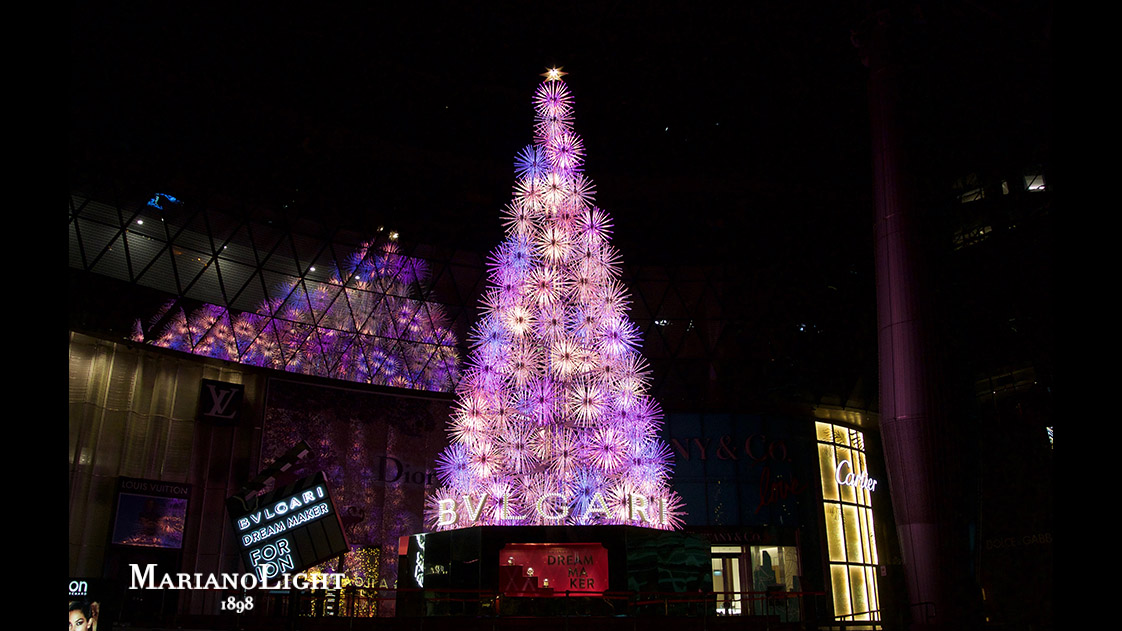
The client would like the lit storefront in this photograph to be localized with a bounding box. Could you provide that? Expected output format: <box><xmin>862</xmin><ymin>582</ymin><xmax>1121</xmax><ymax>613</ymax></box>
<box><xmin>668</xmin><ymin>412</ymin><xmax>889</xmax><ymax>624</ymax></box>
<box><xmin>710</xmin><ymin>544</ymin><xmax>800</xmax><ymax>616</ymax></box>
<box><xmin>815</xmin><ymin>421</ymin><xmax>882</xmax><ymax>623</ymax></box>
<box><xmin>71</xmin><ymin>331</ymin><xmax>893</xmax><ymax>626</ymax></box>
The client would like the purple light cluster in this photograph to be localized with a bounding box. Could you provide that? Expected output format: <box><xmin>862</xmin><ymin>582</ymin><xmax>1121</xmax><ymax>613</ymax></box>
<box><xmin>427</xmin><ymin>74</ymin><xmax>684</xmax><ymax>530</ymax></box>
<box><xmin>136</xmin><ymin>240</ymin><xmax>460</xmax><ymax>392</ymax></box>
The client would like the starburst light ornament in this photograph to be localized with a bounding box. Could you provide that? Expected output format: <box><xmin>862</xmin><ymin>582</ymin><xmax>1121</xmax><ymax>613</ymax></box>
<box><xmin>427</xmin><ymin>72</ymin><xmax>684</xmax><ymax>531</ymax></box>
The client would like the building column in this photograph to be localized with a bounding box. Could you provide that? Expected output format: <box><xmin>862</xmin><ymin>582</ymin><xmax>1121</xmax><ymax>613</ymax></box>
<box><xmin>856</xmin><ymin>8</ymin><xmax>980</xmax><ymax>630</ymax></box>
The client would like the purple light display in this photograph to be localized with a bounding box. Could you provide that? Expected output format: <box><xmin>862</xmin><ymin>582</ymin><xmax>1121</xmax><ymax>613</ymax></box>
<box><xmin>136</xmin><ymin>240</ymin><xmax>459</xmax><ymax>392</ymax></box>
<box><xmin>426</xmin><ymin>71</ymin><xmax>684</xmax><ymax>530</ymax></box>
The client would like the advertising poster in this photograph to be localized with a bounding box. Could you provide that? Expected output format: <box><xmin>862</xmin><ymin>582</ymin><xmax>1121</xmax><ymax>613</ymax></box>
<box><xmin>227</xmin><ymin>471</ymin><xmax>349</xmax><ymax>582</ymax></box>
<box><xmin>68</xmin><ymin>578</ymin><xmax>107</xmax><ymax>631</ymax></box>
<box><xmin>110</xmin><ymin>478</ymin><xmax>190</xmax><ymax>549</ymax></box>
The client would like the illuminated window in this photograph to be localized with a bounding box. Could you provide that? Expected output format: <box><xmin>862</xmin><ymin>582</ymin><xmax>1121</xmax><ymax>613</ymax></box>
<box><xmin>952</xmin><ymin>225</ymin><xmax>993</xmax><ymax>250</ymax></box>
<box><xmin>1023</xmin><ymin>172</ymin><xmax>1046</xmax><ymax>192</ymax></box>
<box><xmin>711</xmin><ymin>545</ymin><xmax>801</xmax><ymax>620</ymax></box>
<box><xmin>815</xmin><ymin>422</ymin><xmax>881</xmax><ymax>622</ymax></box>
<box><xmin>711</xmin><ymin>546</ymin><xmax>745</xmax><ymax>616</ymax></box>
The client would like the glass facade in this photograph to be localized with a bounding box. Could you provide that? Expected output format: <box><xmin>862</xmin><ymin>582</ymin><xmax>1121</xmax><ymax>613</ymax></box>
<box><xmin>815</xmin><ymin>421</ymin><xmax>880</xmax><ymax>622</ymax></box>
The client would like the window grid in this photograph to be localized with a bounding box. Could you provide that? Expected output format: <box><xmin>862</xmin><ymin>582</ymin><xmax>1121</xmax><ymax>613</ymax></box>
<box><xmin>816</xmin><ymin>421</ymin><xmax>881</xmax><ymax>622</ymax></box>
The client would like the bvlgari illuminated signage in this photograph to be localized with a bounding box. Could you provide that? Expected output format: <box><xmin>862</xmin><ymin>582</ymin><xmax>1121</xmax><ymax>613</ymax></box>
<box><xmin>435</xmin><ymin>492</ymin><xmax>672</xmax><ymax>527</ymax></box>
<box><xmin>835</xmin><ymin>459</ymin><xmax>878</xmax><ymax>492</ymax></box>
<box><xmin>227</xmin><ymin>472</ymin><xmax>348</xmax><ymax>580</ymax></box>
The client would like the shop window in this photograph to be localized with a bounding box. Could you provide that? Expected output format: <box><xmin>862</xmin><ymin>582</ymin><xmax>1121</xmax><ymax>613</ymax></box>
<box><xmin>710</xmin><ymin>544</ymin><xmax>801</xmax><ymax>620</ymax></box>
<box><xmin>711</xmin><ymin>546</ymin><xmax>745</xmax><ymax>616</ymax></box>
<box><xmin>815</xmin><ymin>422</ymin><xmax>881</xmax><ymax>622</ymax></box>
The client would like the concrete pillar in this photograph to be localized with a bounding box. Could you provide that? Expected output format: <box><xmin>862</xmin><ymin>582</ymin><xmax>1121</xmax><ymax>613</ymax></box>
<box><xmin>856</xmin><ymin>7</ymin><xmax>981</xmax><ymax>629</ymax></box>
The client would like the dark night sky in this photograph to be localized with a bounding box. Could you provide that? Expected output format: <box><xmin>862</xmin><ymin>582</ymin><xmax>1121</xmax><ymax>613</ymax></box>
<box><xmin>70</xmin><ymin>1</ymin><xmax>1050</xmax><ymax>409</ymax></box>
<box><xmin>70</xmin><ymin>2</ymin><xmax>882</xmax><ymax>266</ymax></box>
<box><xmin>70</xmin><ymin>2</ymin><xmax>1050</xmax><ymax>265</ymax></box>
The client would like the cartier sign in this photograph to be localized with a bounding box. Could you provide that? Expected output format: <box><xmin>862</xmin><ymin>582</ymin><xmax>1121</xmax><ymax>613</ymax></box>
<box><xmin>834</xmin><ymin>459</ymin><xmax>878</xmax><ymax>492</ymax></box>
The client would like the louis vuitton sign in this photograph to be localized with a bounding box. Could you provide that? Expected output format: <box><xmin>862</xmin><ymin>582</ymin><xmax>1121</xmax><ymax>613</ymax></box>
<box><xmin>197</xmin><ymin>379</ymin><xmax>244</xmax><ymax>425</ymax></box>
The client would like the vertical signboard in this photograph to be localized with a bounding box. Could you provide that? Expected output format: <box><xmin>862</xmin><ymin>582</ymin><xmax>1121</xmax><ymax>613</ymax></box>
<box><xmin>227</xmin><ymin>472</ymin><xmax>348</xmax><ymax>580</ymax></box>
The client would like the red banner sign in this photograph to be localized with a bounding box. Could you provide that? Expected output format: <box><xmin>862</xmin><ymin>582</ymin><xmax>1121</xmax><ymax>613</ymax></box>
<box><xmin>499</xmin><ymin>543</ymin><xmax>609</xmax><ymax>596</ymax></box>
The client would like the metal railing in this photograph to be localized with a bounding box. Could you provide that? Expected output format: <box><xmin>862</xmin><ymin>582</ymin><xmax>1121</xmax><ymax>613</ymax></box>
<box><xmin>277</xmin><ymin>585</ymin><xmax>825</xmax><ymax>620</ymax></box>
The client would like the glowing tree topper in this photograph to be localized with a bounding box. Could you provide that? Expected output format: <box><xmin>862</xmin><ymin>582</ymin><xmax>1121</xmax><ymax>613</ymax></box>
<box><xmin>426</xmin><ymin>69</ymin><xmax>684</xmax><ymax>530</ymax></box>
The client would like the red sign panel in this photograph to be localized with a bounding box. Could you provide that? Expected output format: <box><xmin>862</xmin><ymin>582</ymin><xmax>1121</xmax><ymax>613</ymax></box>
<box><xmin>499</xmin><ymin>543</ymin><xmax>609</xmax><ymax>596</ymax></box>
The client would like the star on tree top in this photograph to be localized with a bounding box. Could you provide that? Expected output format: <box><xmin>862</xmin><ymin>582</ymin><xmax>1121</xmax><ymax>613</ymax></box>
<box><xmin>541</xmin><ymin>67</ymin><xmax>567</xmax><ymax>82</ymax></box>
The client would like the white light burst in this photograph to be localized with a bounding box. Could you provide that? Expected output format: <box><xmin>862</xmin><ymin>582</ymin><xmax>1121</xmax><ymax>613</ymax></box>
<box><xmin>569</xmin><ymin>378</ymin><xmax>608</xmax><ymax>426</ymax></box>
<box><xmin>549</xmin><ymin>337</ymin><xmax>583</xmax><ymax>379</ymax></box>
<box><xmin>536</xmin><ymin>224</ymin><xmax>572</xmax><ymax>264</ymax></box>
<box><xmin>498</xmin><ymin>422</ymin><xmax>539</xmax><ymax>475</ymax></box>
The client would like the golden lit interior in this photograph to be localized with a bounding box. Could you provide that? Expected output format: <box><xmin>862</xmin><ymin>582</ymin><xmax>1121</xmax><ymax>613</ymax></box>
<box><xmin>710</xmin><ymin>544</ymin><xmax>801</xmax><ymax>618</ymax></box>
<box><xmin>816</xmin><ymin>421</ymin><xmax>881</xmax><ymax>622</ymax></box>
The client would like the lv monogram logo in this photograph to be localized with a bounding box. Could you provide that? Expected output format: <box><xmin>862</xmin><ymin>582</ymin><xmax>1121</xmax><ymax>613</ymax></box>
<box><xmin>198</xmin><ymin>379</ymin><xmax>243</xmax><ymax>423</ymax></box>
<box><xmin>206</xmin><ymin>384</ymin><xmax>239</xmax><ymax>418</ymax></box>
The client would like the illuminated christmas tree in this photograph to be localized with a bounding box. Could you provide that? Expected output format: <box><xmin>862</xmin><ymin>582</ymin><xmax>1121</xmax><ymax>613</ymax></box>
<box><xmin>427</xmin><ymin>69</ymin><xmax>684</xmax><ymax>530</ymax></box>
